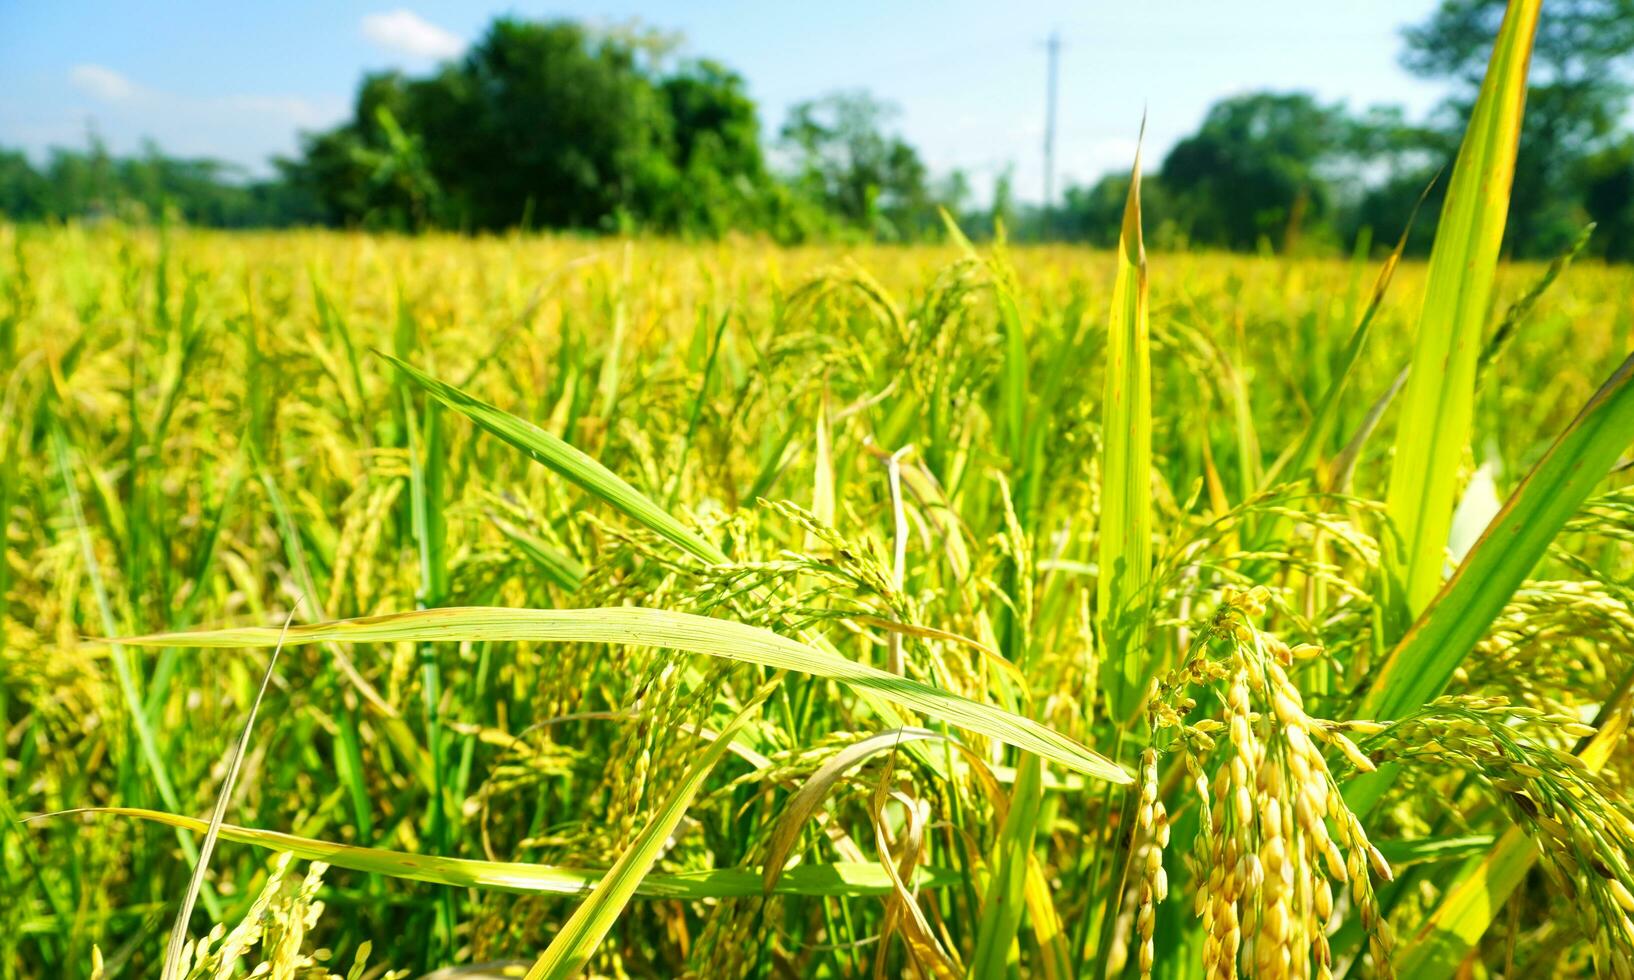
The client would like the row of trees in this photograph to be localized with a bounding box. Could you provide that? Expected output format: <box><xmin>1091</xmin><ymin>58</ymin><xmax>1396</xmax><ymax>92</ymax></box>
<box><xmin>4</xmin><ymin>1</ymin><xmax>1634</xmax><ymax>258</ymax></box>
<box><xmin>1</xmin><ymin>20</ymin><xmax>948</xmax><ymax>243</ymax></box>
<box><xmin>279</xmin><ymin>20</ymin><xmax>954</xmax><ymax>241</ymax></box>
<box><xmin>0</xmin><ymin>142</ymin><xmax>316</xmax><ymax>229</ymax></box>
<box><xmin>1051</xmin><ymin>0</ymin><xmax>1634</xmax><ymax>261</ymax></box>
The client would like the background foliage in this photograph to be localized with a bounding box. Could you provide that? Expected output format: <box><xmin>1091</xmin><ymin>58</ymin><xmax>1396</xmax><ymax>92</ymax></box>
<box><xmin>5</xmin><ymin>2</ymin><xmax>1634</xmax><ymax>257</ymax></box>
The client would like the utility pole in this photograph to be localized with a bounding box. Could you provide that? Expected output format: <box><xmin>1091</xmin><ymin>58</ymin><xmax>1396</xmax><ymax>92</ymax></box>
<box><xmin>1042</xmin><ymin>30</ymin><xmax>1061</xmax><ymax>238</ymax></box>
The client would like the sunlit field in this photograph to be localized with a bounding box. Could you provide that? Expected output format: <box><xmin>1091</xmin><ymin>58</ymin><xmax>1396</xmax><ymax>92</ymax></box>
<box><xmin>4</xmin><ymin>217</ymin><xmax>1632</xmax><ymax>978</ymax></box>
<box><xmin>7</xmin><ymin>7</ymin><xmax>1634</xmax><ymax>978</ymax></box>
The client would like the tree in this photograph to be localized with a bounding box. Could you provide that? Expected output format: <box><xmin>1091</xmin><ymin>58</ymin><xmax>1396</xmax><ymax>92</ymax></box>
<box><xmin>989</xmin><ymin>166</ymin><xmax>1017</xmax><ymax>235</ymax></box>
<box><xmin>1331</xmin><ymin>105</ymin><xmax>1452</xmax><ymax>254</ymax></box>
<box><xmin>662</xmin><ymin>60</ymin><xmax>764</xmax><ymax>181</ymax></box>
<box><xmin>1</xmin><ymin>135</ymin><xmax>317</xmax><ymax>228</ymax></box>
<box><xmin>780</xmin><ymin>92</ymin><xmax>939</xmax><ymax>240</ymax></box>
<box><xmin>279</xmin><ymin>72</ymin><xmax>433</xmax><ymax>230</ymax></box>
<box><xmin>0</xmin><ymin>149</ymin><xmax>50</xmax><ymax>220</ymax></box>
<box><xmin>6</xmin><ymin>15</ymin><xmax>957</xmax><ymax>242</ymax></box>
<box><xmin>1581</xmin><ymin>140</ymin><xmax>1634</xmax><ymax>262</ymax></box>
<box><xmin>1403</xmin><ymin>0</ymin><xmax>1634</xmax><ymax>256</ymax></box>
<box><xmin>410</xmin><ymin>19</ymin><xmax>678</xmax><ymax>230</ymax></box>
<box><xmin>1057</xmin><ymin>172</ymin><xmax>1172</xmax><ymax>248</ymax></box>
<box><xmin>1159</xmin><ymin>92</ymin><xmax>1351</xmax><ymax>251</ymax></box>
<box><xmin>283</xmin><ymin>18</ymin><xmax>799</xmax><ymax>236</ymax></box>
<box><xmin>654</xmin><ymin>59</ymin><xmax>778</xmax><ymax>235</ymax></box>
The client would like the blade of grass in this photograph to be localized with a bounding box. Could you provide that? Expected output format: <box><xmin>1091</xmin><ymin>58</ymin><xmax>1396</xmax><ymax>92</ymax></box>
<box><xmin>489</xmin><ymin>514</ymin><xmax>586</xmax><ymax>592</ymax></box>
<box><xmin>377</xmin><ymin>350</ymin><xmax>1055</xmax><ymax>782</ymax></box>
<box><xmin>594</xmin><ymin>246</ymin><xmax>630</xmax><ymax>424</ymax></box>
<box><xmin>108</xmin><ymin>606</ymin><xmax>1130</xmax><ymax>784</ymax></box>
<box><xmin>1265</xmin><ymin>181</ymin><xmax>1428</xmax><ymax>490</ymax></box>
<box><xmin>404</xmin><ymin>386</ymin><xmax>455</xmax><ymax>958</ymax></box>
<box><xmin>762</xmin><ymin>728</ymin><xmax>951</xmax><ymax>891</ymax></box>
<box><xmin>160</xmin><ymin>610</ymin><xmax>293</xmax><ymax>980</ymax></box>
<box><xmin>1347</xmin><ymin>349</ymin><xmax>1634</xmax><ymax>821</ymax></box>
<box><xmin>1023</xmin><ymin>854</ymin><xmax>1074</xmax><ymax>980</ymax></box>
<box><xmin>1475</xmin><ymin>222</ymin><xmax>1595</xmax><ymax>385</ymax></box>
<box><xmin>1372</xmin><ymin>835</ymin><xmax>1498</xmax><ymax>869</ymax></box>
<box><xmin>762</xmin><ymin>728</ymin><xmax>1006</xmax><ymax>892</ymax></box>
<box><xmin>34</xmin><ymin>807</ymin><xmax>959</xmax><ymax>899</ymax></box>
<box><xmin>1384</xmin><ymin>0</ymin><xmax>1540</xmax><ymax>616</ymax></box>
<box><xmin>50</xmin><ymin>421</ymin><xmax>221</xmax><ymax>920</ymax></box>
<box><xmin>1097</xmin><ymin>128</ymin><xmax>1153</xmax><ymax>724</ymax></box>
<box><xmin>669</xmin><ymin>308</ymin><xmax>729</xmax><ymax>508</ymax></box>
<box><xmin>970</xmin><ymin>754</ymin><xmax>1043</xmax><ymax>977</ymax></box>
<box><xmin>1329</xmin><ymin>366</ymin><xmax>1410</xmax><ymax>494</ymax></box>
<box><xmin>1361</xmin><ymin>349</ymin><xmax>1634</xmax><ymax>723</ymax></box>
<box><xmin>378</xmin><ymin>351</ymin><xmax>725</xmax><ymax>565</ymax></box>
<box><xmin>524</xmin><ymin>679</ymin><xmax>776</xmax><ymax>979</ymax></box>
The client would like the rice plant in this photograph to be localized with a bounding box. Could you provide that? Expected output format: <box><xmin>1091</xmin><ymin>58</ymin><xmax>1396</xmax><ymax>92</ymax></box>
<box><xmin>5</xmin><ymin>1</ymin><xmax>1634</xmax><ymax>976</ymax></box>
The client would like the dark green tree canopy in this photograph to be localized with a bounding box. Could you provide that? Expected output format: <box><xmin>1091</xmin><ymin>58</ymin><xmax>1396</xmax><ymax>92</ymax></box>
<box><xmin>780</xmin><ymin>92</ymin><xmax>936</xmax><ymax>240</ymax></box>
<box><xmin>424</xmin><ymin>19</ymin><xmax>677</xmax><ymax>229</ymax></box>
<box><xmin>1403</xmin><ymin>0</ymin><xmax>1634</xmax><ymax>256</ymax></box>
<box><xmin>663</xmin><ymin>59</ymin><xmax>765</xmax><ymax>181</ymax></box>
<box><xmin>1159</xmin><ymin>93</ymin><xmax>1350</xmax><ymax>251</ymax></box>
<box><xmin>277</xmin><ymin>18</ymin><xmax>799</xmax><ymax>235</ymax></box>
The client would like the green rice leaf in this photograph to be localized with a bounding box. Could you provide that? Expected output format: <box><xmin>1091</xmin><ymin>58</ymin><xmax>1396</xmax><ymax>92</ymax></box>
<box><xmin>40</xmin><ymin>807</ymin><xmax>955</xmax><ymax>899</ymax></box>
<box><xmin>525</xmin><ymin>682</ymin><xmax>775</xmax><ymax>979</ymax></box>
<box><xmin>489</xmin><ymin>514</ymin><xmax>587</xmax><ymax>592</ymax></box>
<box><xmin>1384</xmin><ymin>0</ymin><xmax>1540</xmax><ymax>616</ymax></box>
<box><xmin>161</xmin><ymin>614</ymin><xmax>293</xmax><ymax>980</ymax></box>
<box><xmin>378</xmin><ymin>351</ymin><xmax>726</xmax><ymax>565</ymax></box>
<box><xmin>110</xmin><ymin>606</ymin><xmax>1130</xmax><ymax>784</ymax></box>
<box><xmin>1269</xmin><ymin>184</ymin><xmax>1424</xmax><ymax>489</ymax></box>
<box><xmin>1097</xmin><ymin>130</ymin><xmax>1153</xmax><ymax>723</ymax></box>
<box><xmin>1371</xmin><ymin>835</ymin><xmax>1495</xmax><ymax>868</ymax></box>
<box><xmin>1362</xmin><ymin>349</ymin><xmax>1634</xmax><ymax>723</ymax></box>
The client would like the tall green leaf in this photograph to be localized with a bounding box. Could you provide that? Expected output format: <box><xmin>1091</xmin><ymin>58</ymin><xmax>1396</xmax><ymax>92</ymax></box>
<box><xmin>525</xmin><ymin>682</ymin><xmax>774</xmax><ymax>979</ymax></box>
<box><xmin>970</xmin><ymin>754</ymin><xmax>1044</xmax><ymax>977</ymax></box>
<box><xmin>1384</xmin><ymin>0</ymin><xmax>1540</xmax><ymax>615</ymax></box>
<box><xmin>1347</xmin><ymin>350</ymin><xmax>1634</xmax><ymax>821</ymax></box>
<box><xmin>1362</xmin><ymin>350</ymin><xmax>1634</xmax><ymax>723</ymax></box>
<box><xmin>1265</xmin><ymin>185</ymin><xmax>1425</xmax><ymax>490</ymax></box>
<box><xmin>378</xmin><ymin>351</ymin><xmax>725</xmax><ymax>565</ymax></box>
<box><xmin>382</xmin><ymin>351</ymin><xmax>934</xmax><ymax>766</ymax></box>
<box><xmin>43</xmin><ymin>807</ymin><xmax>957</xmax><ymax>899</ymax></box>
<box><xmin>1097</xmin><ymin>136</ymin><xmax>1153</xmax><ymax>723</ymax></box>
<box><xmin>160</xmin><ymin>615</ymin><xmax>292</xmax><ymax>980</ymax></box>
<box><xmin>111</xmin><ymin>606</ymin><xmax>1130</xmax><ymax>784</ymax></box>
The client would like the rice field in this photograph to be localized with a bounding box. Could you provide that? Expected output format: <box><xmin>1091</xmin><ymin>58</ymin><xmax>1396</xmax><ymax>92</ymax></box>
<box><xmin>6</xmin><ymin>3</ymin><xmax>1634</xmax><ymax>978</ymax></box>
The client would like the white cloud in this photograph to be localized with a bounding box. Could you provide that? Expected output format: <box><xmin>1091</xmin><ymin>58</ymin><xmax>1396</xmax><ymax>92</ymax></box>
<box><xmin>69</xmin><ymin>64</ymin><xmax>138</xmax><ymax>102</ymax></box>
<box><xmin>225</xmin><ymin>95</ymin><xmax>341</xmax><ymax>129</ymax></box>
<box><xmin>361</xmin><ymin>10</ymin><xmax>465</xmax><ymax>60</ymax></box>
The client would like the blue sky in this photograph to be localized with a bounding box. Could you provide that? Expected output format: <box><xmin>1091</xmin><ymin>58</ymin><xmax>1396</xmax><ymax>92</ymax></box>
<box><xmin>0</xmin><ymin>1</ymin><xmax>1449</xmax><ymax>203</ymax></box>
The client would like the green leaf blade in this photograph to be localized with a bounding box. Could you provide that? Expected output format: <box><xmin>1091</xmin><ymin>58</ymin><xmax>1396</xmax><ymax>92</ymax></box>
<box><xmin>1384</xmin><ymin>0</ymin><xmax>1540</xmax><ymax>616</ymax></box>
<box><xmin>1364</xmin><ymin>350</ymin><xmax>1634</xmax><ymax>723</ymax></box>
<box><xmin>378</xmin><ymin>351</ymin><xmax>726</xmax><ymax>565</ymax></box>
<box><xmin>1097</xmin><ymin>135</ymin><xmax>1153</xmax><ymax>723</ymax></box>
<box><xmin>110</xmin><ymin>606</ymin><xmax>1131</xmax><ymax>784</ymax></box>
<box><xmin>46</xmin><ymin>807</ymin><xmax>954</xmax><ymax>900</ymax></box>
